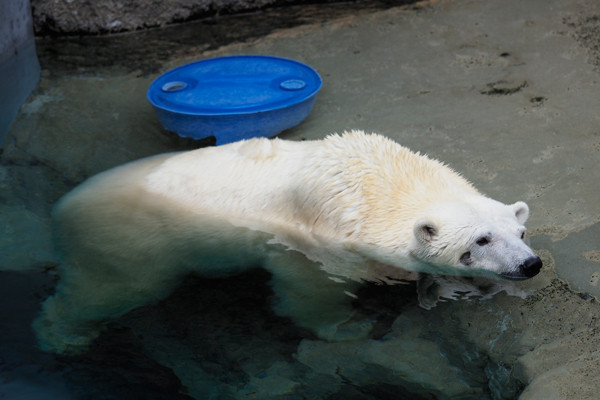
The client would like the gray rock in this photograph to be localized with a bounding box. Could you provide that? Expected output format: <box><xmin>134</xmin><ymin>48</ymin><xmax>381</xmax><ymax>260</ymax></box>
<box><xmin>32</xmin><ymin>0</ymin><xmax>289</xmax><ymax>35</ymax></box>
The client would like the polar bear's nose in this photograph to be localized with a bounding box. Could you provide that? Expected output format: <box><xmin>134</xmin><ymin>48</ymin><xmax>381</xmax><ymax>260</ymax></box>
<box><xmin>519</xmin><ymin>256</ymin><xmax>543</xmax><ymax>278</ymax></box>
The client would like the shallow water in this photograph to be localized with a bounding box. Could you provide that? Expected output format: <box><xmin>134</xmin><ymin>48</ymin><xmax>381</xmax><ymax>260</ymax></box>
<box><xmin>2</xmin><ymin>1</ymin><xmax>600</xmax><ymax>399</ymax></box>
<box><xmin>1</xmin><ymin>268</ymin><xmax>533</xmax><ymax>399</ymax></box>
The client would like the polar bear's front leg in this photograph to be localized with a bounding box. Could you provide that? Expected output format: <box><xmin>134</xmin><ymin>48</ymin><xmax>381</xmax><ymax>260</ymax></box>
<box><xmin>264</xmin><ymin>251</ymin><xmax>369</xmax><ymax>340</ymax></box>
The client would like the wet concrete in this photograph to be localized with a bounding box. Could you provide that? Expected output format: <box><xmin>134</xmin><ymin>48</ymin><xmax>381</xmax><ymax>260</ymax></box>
<box><xmin>1</xmin><ymin>0</ymin><xmax>600</xmax><ymax>398</ymax></box>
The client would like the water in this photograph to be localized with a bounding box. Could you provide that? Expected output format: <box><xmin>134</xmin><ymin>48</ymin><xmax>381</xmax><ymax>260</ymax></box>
<box><xmin>0</xmin><ymin>254</ymin><xmax>538</xmax><ymax>399</ymax></box>
<box><xmin>2</xmin><ymin>2</ymin><xmax>600</xmax><ymax>399</ymax></box>
<box><xmin>0</xmin><ymin>0</ymin><xmax>41</xmax><ymax>146</ymax></box>
<box><xmin>1</xmin><ymin>268</ymin><xmax>526</xmax><ymax>399</ymax></box>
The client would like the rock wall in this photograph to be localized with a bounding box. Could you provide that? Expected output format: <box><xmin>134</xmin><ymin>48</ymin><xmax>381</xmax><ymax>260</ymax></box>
<box><xmin>0</xmin><ymin>0</ymin><xmax>40</xmax><ymax>146</ymax></box>
<box><xmin>31</xmin><ymin>0</ymin><xmax>303</xmax><ymax>35</ymax></box>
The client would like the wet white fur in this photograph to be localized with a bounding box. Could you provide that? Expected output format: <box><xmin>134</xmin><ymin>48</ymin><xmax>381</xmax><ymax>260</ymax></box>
<box><xmin>34</xmin><ymin>131</ymin><xmax>536</xmax><ymax>353</ymax></box>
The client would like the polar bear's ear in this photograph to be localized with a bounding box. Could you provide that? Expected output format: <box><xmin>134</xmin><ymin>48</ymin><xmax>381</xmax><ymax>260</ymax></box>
<box><xmin>414</xmin><ymin>218</ymin><xmax>439</xmax><ymax>243</ymax></box>
<box><xmin>510</xmin><ymin>201</ymin><xmax>530</xmax><ymax>224</ymax></box>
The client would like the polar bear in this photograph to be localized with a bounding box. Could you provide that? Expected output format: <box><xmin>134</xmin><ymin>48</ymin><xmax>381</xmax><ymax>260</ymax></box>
<box><xmin>34</xmin><ymin>131</ymin><xmax>541</xmax><ymax>354</ymax></box>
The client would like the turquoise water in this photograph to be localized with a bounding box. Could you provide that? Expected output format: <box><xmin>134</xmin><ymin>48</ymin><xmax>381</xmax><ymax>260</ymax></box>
<box><xmin>0</xmin><ymin>266</ymin><xmax>525</xmax><ymax>399</ymax></box>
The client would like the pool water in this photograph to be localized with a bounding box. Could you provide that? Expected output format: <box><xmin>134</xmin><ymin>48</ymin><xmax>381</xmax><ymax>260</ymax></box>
<box><xmin>0</xmin><ymin>267</ymin><xmax>533</xmax><ymax>399</ymax></box>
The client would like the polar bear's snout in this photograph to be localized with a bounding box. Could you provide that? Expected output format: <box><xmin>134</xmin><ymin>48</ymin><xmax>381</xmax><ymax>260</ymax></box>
<box><xmin>520</xmin><ymin>255</ymin><xmax>543</xmax><ymax>278</ymax></box>
<box><xmin>501</xmin><ymin>255</ymin><xmax>543</xmax><ymax>280</ymax></box>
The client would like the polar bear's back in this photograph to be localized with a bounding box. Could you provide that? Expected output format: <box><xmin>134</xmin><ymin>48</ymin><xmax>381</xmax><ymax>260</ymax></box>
<box><xmin>143</xmin><ymin>138</ymin><xmax>319</xmax><ymax>226</ymax></box>
<box><xmin>52</xmin><ymin>150</ymin><xmax>279</xmax><ymax>281</ymax></box>
<box><xmin>52</xmin><ymin>131</ymin><xmax>478</xmax><ymax>282</ymax></box>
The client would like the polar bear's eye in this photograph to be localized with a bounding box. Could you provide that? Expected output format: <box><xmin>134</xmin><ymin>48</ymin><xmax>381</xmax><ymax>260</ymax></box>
<box><xmin>520</xmin><ymin>231</ymin><xmax>526</xmax><ymax>239</ymax></box>
<box><xmin>476</xmin><ymin>237</ymin><xmax>490</xmax><ymax>246</ymax></box>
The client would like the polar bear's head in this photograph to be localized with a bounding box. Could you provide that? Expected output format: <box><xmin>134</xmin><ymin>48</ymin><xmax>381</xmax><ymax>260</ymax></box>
<box><xmin>411</xmin><ymin>198</ymin><xmax>542</xmax><ymax>280</ymax></box>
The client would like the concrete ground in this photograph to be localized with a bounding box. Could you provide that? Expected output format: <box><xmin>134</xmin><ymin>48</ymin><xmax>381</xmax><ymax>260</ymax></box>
<box><xmin>1</xmin><ymin>0</ymin><xmax>599</xmax><ymax>398</ymax></box>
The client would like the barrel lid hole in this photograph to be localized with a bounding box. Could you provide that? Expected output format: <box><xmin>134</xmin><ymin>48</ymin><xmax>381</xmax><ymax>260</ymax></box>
<box><xmin>162</xmin><ymin>81</ymin><xmax>188</xmax><ymax>92</ymax></box>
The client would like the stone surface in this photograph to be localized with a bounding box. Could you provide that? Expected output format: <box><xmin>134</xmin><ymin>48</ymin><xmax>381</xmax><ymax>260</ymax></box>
<box><xmin>31</xmin><ymin>0</ymin><xmax>348</xmax><ymax>35</ymax></box>
<box><xmin>2</xmin><ymin>0</ymin><xmax>600</xmax><ymax>398</ymax></box>
<box><xmin>0</xmin><ymin>0</ymin><xmax>40</xmax><ymax>145</ymax></box>
<box><xmin>518</xmin><ymin>351</ymin><xmax>600</xmax><ymax>400</ymax></box>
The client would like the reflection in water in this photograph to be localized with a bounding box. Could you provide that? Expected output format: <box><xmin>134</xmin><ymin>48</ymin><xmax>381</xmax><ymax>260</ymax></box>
<box><xmin>0</xmin><ymin>265</ymin><xmax>530</xmax><ymax>399</ymax></box>
<box><xmin>417</xmin><ymin>274</ymin><xmax>529</xmax><ymax>310</ymax></box>
<box><xmin>104</xmin><ymin>270</ymin><xmax>527</xmax><ymax>399</ymax></box>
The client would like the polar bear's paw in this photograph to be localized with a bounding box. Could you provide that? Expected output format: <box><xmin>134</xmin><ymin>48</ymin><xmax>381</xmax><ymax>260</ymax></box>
<box><xmin>33</xmin><ymin>312</ymin><xmax>102</xmax><ymax>355</ymax></box>
<box><xmin>32</xmin><ymin>296</ymin><xmax>103</xmax><ymax>355</ymax></box>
